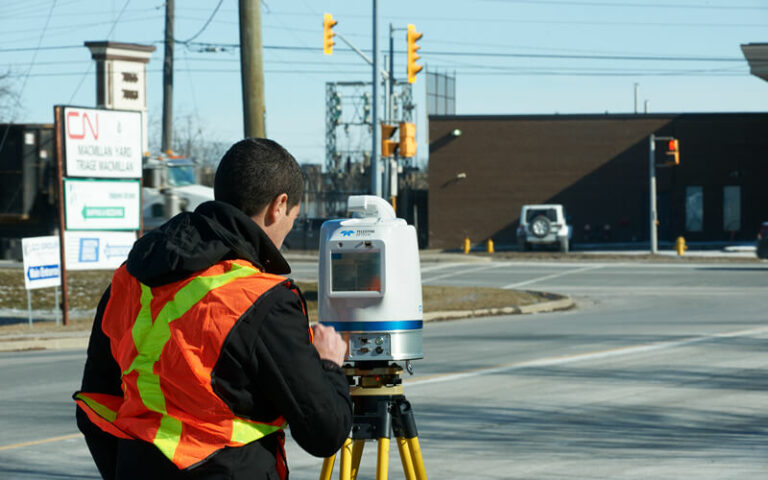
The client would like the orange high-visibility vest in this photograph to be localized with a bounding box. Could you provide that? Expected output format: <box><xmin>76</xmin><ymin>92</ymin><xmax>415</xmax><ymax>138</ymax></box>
<box><xmin>75</xmin><ymin>259</ymin><xmax>310</xmax><ymax>470</ymax></box>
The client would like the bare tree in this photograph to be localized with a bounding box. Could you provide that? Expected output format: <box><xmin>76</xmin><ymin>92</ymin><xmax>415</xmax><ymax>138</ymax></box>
<box><xmin>147</xmin><ymin>112</ymin><xmax>228</xmax><ymax>186</ymax></box>
<box><xmin>0</xmin><ymin>69</ymin><xmax>20</xmax><ymax>123</ymax></box>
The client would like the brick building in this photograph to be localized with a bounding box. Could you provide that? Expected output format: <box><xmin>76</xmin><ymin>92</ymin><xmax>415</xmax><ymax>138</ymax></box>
<box><xmin>427</xmin><ymin>113</ymin><xmax>768</xmax><ymax>249</ymax></box>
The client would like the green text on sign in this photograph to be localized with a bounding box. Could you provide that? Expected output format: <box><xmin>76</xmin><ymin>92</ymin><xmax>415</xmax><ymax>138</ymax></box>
<box><xmin>82</xmin><ymin>206</ymin><xmax>125</xmax><ymax>219</ymax></box>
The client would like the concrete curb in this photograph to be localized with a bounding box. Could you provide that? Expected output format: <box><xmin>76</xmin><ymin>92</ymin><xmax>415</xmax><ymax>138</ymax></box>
<box><xmin>0</xmin><ymin>335</ymin><xmax>89</xmax><ymax>352</ymax></box>
<box><xmin>423</xmin><ymin>295</ymin><xmax>575</xmax><ymax>322</ymax></box>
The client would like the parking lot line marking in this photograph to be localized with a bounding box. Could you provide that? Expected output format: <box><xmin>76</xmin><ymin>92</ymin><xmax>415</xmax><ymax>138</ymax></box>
<box><xmin>502</xmin><ymin>264</ymin><xmax>604</xmax><ymax>289</ymax></box>
<box><xmin>405</xmin><ymin>325</ymin><xmax>768</xmax><ymax>388</ymax></box>
<box><xmin>419</xmin><ymin>263</ymin><xmax>458</xmax><ymax>274</ymax></box>
<box><xmin>0</xmin><ymin>433</ymin><xmax>81</xmax><ymax>451</ymax></box>
<box><xmin>422</xmin><ymin>263</ymin><xmax>502</xmax><ymax>284</ymax></box>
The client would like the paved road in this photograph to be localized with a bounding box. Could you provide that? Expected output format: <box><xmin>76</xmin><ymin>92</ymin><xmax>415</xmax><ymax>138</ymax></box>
<box><xmin>1</xmin><ymin>259</ymin><xmax>767</xmax><ymax>479</ymax></box>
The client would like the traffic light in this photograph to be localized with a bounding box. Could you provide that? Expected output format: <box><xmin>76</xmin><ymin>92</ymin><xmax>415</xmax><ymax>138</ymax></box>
<box><xmin>407</xmin><ymin>24</ymin><xmax>423</xmax><ymax>84</ymax></box>
<box><xmin>381</xmin><ymin>123</ymin><xmax>398</xmax><ymax>157</ymax></box>
<box><xmin>323</xmin><ymin>13</ymin><xmax>337</xmax><ymax>55</ymax></box>
<box><xmin>399</xmin><ymin>122</ymin><xmax>417</xmax><ymax>157</ymax></box>
<box><xmin>665</xmin><ymin>139</ymin><xmax>680</xmax><ymax>165</ymax></box>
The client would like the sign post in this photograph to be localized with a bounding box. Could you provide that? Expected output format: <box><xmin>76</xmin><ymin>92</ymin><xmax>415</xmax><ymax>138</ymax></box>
<box><xmin>54</xmin><ymin>106</ymin><xmax>70</xmax><ymax>326</ymax></box>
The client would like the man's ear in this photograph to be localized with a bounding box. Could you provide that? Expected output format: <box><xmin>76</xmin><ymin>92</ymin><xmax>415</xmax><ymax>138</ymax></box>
<box><xmin>264</xmin><ymin>193</ymin><xmax>289</xmax><ymax>226</ymax></box>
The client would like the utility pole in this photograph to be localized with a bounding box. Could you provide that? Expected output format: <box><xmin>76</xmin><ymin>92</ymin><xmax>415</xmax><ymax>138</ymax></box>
<box><xmin>370</xmin><ymin>0</ymin><xmax>381</xmax><ymax>197</ymax></box>
<box><xmin>239</xmin><ymin>0</ymin><xmax>266</xmax><ymax>138</ymax></box>
<box><xmin>161</xmin><ymin>0</ymin><xmax>174</xmax><ymax>152</ymax></box>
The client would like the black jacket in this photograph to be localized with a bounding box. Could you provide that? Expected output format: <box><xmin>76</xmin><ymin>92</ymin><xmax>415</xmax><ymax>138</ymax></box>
<box><xmin>76</xmin><ymin>201</ymin><xmax>352</xmax><ymax>480</ymax></box>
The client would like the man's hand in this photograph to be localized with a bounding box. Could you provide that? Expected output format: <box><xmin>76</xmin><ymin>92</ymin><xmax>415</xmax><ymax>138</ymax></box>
<box><xmin>311</xmin><ymin>323</ymin><xmax>347</xmax><ymax>367</ymax></box>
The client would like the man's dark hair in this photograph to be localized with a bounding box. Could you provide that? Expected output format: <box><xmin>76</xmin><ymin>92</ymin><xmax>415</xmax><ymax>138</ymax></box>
<box><xmin>214</xmin><ymin>138</ymin><xmax>304</xmax><ymax>216</ymax></box>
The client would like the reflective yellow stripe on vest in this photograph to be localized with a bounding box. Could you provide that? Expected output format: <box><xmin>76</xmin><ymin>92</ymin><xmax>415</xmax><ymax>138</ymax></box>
<box><xmin>231</xmin><ymin>417</ymin><xmax>286</xmax><ymax>444</ymax></box>
<box><xmin>74</xmin><ymin>392</ymin><xmax>118</xmax><ymax>422</ymax></box>
<box><xmin>122</xmin><ymin>262</ymin><xmax>271</xmax><ymax>461</ymax></box>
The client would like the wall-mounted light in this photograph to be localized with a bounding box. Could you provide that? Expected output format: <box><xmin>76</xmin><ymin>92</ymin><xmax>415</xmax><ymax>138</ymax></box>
<box><xmin>451</xmin><ymin>128</ymin><xmax>462</xmax><ymax>137</ymax></box>
<box><xmin>456</xmin><ymin>172</ymin><xmax>467</xmax><ymax>180</ymax></box>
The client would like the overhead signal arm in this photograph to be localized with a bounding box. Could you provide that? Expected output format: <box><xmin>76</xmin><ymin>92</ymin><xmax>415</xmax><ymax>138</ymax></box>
<box><xmin>322</xmin><ymin>13</ymin><xmax>390</xmax><ymax>79</ymax></box>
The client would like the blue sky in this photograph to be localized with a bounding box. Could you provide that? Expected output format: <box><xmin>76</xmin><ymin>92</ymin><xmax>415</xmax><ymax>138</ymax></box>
<box><xmin>1</xmin><ymin>0</ymin><xmax>767</xmax><ymax>167</ymax></box>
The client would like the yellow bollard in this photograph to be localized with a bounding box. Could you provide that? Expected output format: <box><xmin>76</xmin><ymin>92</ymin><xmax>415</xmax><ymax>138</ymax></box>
<box><xmin>486</xmin><ymin>238</ymin><xmax>494</xmax><ymax>254</ymax></box>
<box><xmin>463</xmin><ymin>237</ymin><xmax>471</xmax><ymax>254</ymax></box>
<box><xmin>675</xmin><ymin>236</ymin><xmax>687</xmax><ymax>256</ymax></box>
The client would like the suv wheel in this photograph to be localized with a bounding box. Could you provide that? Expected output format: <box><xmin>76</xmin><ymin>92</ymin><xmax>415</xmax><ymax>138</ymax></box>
<box><xmin>531</xmin><ymin>215</ymin><xmax>551</xmax><ymax>238</ymax></box>
<box><xmin>559</xmin><ymin>238</ymin><xmax>569</xmax><ymax>253</ymax></box>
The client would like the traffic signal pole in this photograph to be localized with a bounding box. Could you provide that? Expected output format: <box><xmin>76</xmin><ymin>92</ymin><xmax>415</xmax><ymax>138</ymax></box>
<box><xmin>327</xmin><ymin>12</ymin><xmax>392</xmax><ymax>198</ymax></box>
<box><xmin>323</xmin><ymin>9</ymin><xmax>421</xmax><ymax>199</ymax></box>
<box><xmin>648</xmin><ymin>134</ymin><xmax>680</xmax><ymax>254</ymax></box>
<box><xmin>649</xmin><ymin>134</ymin><xmax>658</xmax><ymax>254</ymax></box>
<box><xmin>371</xmin><ymin>0</ymin><xmax>380</xmax><ymax>197</ymax></box>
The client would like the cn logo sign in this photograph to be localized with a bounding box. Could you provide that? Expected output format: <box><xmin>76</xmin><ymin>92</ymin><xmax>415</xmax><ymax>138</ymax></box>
<box><xmin>66</xmin><ymin>110</ymin><xmax>99</xmax><ymax>140</ymax></box>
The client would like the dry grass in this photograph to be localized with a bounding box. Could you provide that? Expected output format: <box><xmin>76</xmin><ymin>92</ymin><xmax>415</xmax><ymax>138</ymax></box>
<box><xmin>0</xmin><ymin>271</ymin><xmax>547</xmax><ymax>334</ymax></box>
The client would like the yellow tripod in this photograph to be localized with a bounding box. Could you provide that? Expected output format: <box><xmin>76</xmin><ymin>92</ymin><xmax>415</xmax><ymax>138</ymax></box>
<box><xmin>319</xmin><ymin>363</ymin><xmax>428</xmax><ymax>480</ymax></box>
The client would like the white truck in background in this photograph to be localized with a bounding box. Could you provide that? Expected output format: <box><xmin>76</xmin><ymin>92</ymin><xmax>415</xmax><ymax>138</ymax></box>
<box><xmin>142</xmin><ymin>153</ymin><xmax>214</xmax><ymax>230</ymax></box>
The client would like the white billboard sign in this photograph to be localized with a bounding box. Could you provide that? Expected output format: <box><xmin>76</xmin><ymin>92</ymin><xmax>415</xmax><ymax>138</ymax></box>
<box><xmin>63</xmin><ymin>106</ymin><xmax>142</xmax><ymax>178</ymax></box>
<box><xmin>64</xmin><ymin>179</ymin><xmax>141</xmax><ymax>230</ymax></box>
<box><xmin>21</xmin><ymin>236</ymin><xmax>61</xmax><ymax>290</ymax></box>
<box><xmin>65</xmin><ymin>231</ymin><xmax>136</xmax><ymax>271</ymax></box>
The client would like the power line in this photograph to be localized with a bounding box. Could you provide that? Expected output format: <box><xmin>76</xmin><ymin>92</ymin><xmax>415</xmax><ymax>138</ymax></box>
<box><xmin>11</xmin><ymin>66</ymin><xmax>751</xmax><ymax>78</ymax></box>
<box><xmin>0</xmin><ymin>14</ymin><xmax>161</xmax><ymax>37</ymax></box>
<box><xmin>0</xmin><ymin>45</ymin><xmax>85</xmax><ymax>53</ymax></box>
<box><xmin>425</xmin><ymin>49</ymin><xmax>746</xmax><ymax>63</ymax></box>
<box><xmin>175</xmin><ymin>0</ymin><xmax>224</xmax><ymax>44</ymax></box>
<box><xmin>480</xmin><ymin>0</ymin><xmax>768</xmax><ymax>11</ymax></box>
<box><xmin>67</xmin><ymin>0</ymin><xmax>132</xmax><ymax>104</ymax></box>
<box><xmin>183</xmin><ymin>42</ymin><xmax>749</xmax><ymax>63</ymax></box>
<box><xmin>4</xmin><ymin>43</ymin><xmax>744</xmax><ymax>69</ymax></box>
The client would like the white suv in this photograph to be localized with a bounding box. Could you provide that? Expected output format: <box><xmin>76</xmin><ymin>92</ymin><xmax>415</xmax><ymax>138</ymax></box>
<box><xmin>517</xmin><ymin>204</ymin><xmax>571</xmax><ymax>253</ymax></box>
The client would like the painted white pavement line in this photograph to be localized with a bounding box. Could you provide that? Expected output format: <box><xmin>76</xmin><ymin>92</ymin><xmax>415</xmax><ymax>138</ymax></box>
<box><xmin>405</xmin><ymin>325</ymin><xmax>768</xmax><ymax>388</ymax></box>
<box><xmin>502</xmin><ymin>264</ymin><xmax>605</xmax><ymax>289</ymax></box>
<box><xmin>419</xmin><ymin>262</ymin><xmax>460</xmax><ymax>274</ymax></box>
<box><xmin>421</xmin><ymin>263</ymin><xmax>503</xmax><ymax>284</ymax></box>
<box><xmin>532</xmin><ymin>285</ymin><xmax>768</xmax><ymax>295</ymax></box>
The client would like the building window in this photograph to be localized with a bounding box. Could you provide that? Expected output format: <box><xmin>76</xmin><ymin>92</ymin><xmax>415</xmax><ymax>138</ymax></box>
<box><xmin>723</xmin><ymin>186</ymin><xmax>741</xmax><ymax>233</ymax></box>
<box><xmin>685</xmin><ymin>186</ymin><xmax>703</xmax><ymax>232</ymax></box>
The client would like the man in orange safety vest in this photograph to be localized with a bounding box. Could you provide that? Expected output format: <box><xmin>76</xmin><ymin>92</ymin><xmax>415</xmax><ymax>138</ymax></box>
<box><xmin>74</xmin><ymin>138</ymin><xmax>352</xmax><ymax>479</ymax></box>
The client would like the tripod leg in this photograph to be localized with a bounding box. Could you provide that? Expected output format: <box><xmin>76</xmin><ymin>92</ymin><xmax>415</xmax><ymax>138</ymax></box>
<box><xmin>350</xmin><ymin>439</ymin><xmax>365</xmax><ymax>480</ymax></box>
<box><xmin>320</xmin><ymin>453</ymin><xmax>336</xmax><ymax>480</ymax></box>
<box><xmin>339</xmin><ymin>438</ymin><xmax>353</xmax><ymax>480</ymax></box>
<box><xmin>405</xmin><ymin>437</ymin><xmax>428</xmax><ymax>480</ymax></box>
<box><xmin>396</xmin><ymin>436</ymin><xmax>417</xmax><ymax>480</ymax></box>
<box><xmin>376</xmin><ymin>437</ymin><xmax>390</xmax><ymax>480</ymax></box>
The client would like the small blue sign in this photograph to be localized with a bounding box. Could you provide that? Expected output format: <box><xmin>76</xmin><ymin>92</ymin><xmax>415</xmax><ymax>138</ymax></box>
<box><xmin>27</xmin><ymin>264</ymin><xmax>60</xmax><ymax>282</ymax></box>
<box><xmin>340</xmin><ymin>230</ymin><xmax>354</xmax><ymax>237</ymax></box>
